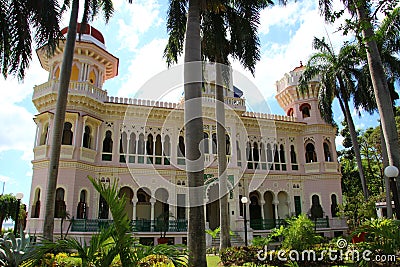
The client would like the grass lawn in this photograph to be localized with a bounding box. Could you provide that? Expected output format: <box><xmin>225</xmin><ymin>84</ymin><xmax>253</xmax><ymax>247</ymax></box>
<box><xmin>206</xmin><ymin>255</ymin><xmax>221</xmax><ymax>266</ymax></box>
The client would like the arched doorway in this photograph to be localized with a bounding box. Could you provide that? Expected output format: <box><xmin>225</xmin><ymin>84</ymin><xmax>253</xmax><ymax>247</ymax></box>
<box><xmin>136</xmin><ymin>188</ymin><xmax>151</xmax><ymax>220</ymax></box>
<box><xmin>263</xmin><ymin>191</ymin><xmax>275</xmax><ymax>220</ymax></box>
<box><xmin>155</xmin><ymin>188</ymin><xmax>169</xmax><ymax>218</ymax></box>
<box><xmin>119</xmin><ymin>186</ymin><xmax>134</xmax><ymax>220</ymax></box>
<box><xmin>277</xmin><ymin>191</ymin><xmax>289</xmax><ymax>219</ymax></box>
<box><xmin>249</xmin><ymin>191</ymin><xmax>261</xmax><ymax>229</ymax></box>
<box><xmin>206</xmin><ymin>183</ymin><xmax>220</xmax><ymax>230</ymax></box>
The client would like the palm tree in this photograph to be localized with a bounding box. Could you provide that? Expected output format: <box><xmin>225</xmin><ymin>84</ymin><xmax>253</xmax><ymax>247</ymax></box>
<box><xmin>299</xmin><ymin>37</ymin><xmax>371</xmax><ymax>200</ymax></box>
<box><xmin>42</xmin><ymin>0</ymin><xmax>116</xmax><ymax>241</ymax></box>
<box><xmin>166</xmin><ymin>0</ymin><xmax>274</xmax><ymax>251</ymax></box>
<box><xmin>202</xmin><ymin>0</ymin><xmax>273</xmax><ymax>249</ymax></box>
<box><xmin>318</xmin><ymin>0</ymin><xmax>400</xmax><ymax>215</ymax></box>
<box><xmin>0</xmin><ymin>0</ymin><xmax>62</xmax><ymax>80</ymax></box>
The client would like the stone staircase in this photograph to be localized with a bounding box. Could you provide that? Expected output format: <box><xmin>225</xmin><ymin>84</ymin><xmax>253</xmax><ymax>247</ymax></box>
<box><xmin>211</xmin><ymin>231</ymin><xmax>245</xmax><ymax>247</ymax></box>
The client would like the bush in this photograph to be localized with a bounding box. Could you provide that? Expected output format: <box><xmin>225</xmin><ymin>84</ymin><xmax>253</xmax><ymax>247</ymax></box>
<box><xmin>271</xmin><ymin>214</ymin><xmax>323</xmax><ymax>251</ymax></box>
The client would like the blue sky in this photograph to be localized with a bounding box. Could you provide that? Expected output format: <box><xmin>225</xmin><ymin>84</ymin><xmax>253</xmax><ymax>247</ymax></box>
<box><xmin>0</xmin><ymin>0</ymin><xmax>384</xmax><ymax>205</ymax></box>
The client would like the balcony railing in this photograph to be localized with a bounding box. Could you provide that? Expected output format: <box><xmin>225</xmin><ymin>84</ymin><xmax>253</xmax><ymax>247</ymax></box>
<box><xmin>33</xmin><ymin>80</ymin><xmax>108</xmax><ymax>102</ymax></box>
<box><xmin>250</xmin><ymin>217</ymin><xmax>330</xmax><ymax>230</ymax></box>
<box><xmin>71</xmin><ymin>219</ymin><xmax>188</xmax><ymax>233</ymax></box>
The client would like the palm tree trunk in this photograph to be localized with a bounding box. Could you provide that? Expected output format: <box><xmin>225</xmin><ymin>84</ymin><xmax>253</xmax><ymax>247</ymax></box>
<box><xmin>337</xmin><ymin>88</ymin><xmax>369</xmax><ymax>199</ymax></box>
<box><xmin>215</xmin><ymin>61</ymin><xmax>231</xmax><ymax>249</ymax></box>
<box><xmin>43</xmin><ymin>0</ymin><xmax>79</xmax><ymax>241</ymax></box>
<box><xmin>184</xmin><ymin>0</ymin><xmax>206</xmax><ymax>266</ymax></box>
<box><xmin>353</xmin><ymin>1</ymin><xmax>400</xmax><ymax>206</ymax></box>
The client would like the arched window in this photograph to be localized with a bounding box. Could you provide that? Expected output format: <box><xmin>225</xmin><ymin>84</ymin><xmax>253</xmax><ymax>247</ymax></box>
<box><xmin>323</xmin><ymin>142</ymin><xmax>332</xmax><ymax>162</ymax></box>
<box><xmin>267</xmin><ymin>143</ymin><xmax>272</xmax><ymax>163</ymax></box>
<box><xmin>253</xmin><ymin>142</ymin><xmax>259</xmax><ymax>169</ymax></box>
<box><xmin>236</xmin><ymin>140</ymin><xmax>241</xmax><ymax>167</ymax></box>
<box><xmin>310</xmin><ymin>194</ymin><xmax>323</xmax><ymax>219</ymax></box>
<box><xmin>137</xmin><ymin>188</ymin><xmax>151</xmax><ymax>203</ymax></box>
<box><xmin>102</xmin><ymin>130</ymin><xmax>113</xmax><ymax>161</ymax></box>
<box><xmin>290</xmin><ymin>145</ymin><xmax>298</xmax><ymax>170</ymax></box>
<box><xmin>178</xmin><ymin>136</ymin><xmax>185</xmax><ymax>165</ymax></box>
<box><xmin>146</xmin><ymin>134</ymin><xmax>154</xmax><ymax>155</ymax></box>
<box><xmin>279</xmin><ymin>144</ymin><xmax>286</xmax><ymax>163</ymax></box>
<box><xmin>305</xmin><ymin>143</ymin><xmax>317</xmax><ymax>163</ymax></box>
<box><xmin>163</xmin><ymin>135</ymin><xmax>171</xmax><ymax>165</ymax></box>
<box><xmin>146</xmin><ymin>134</ymin><xmax>154</xmax><ymax>163</ymax></box>
<box><xmin>246</xmin><ymin>142</ymin><xmax>253</xmax><ymax>169</ymax></box>
<box><xmin>260</xmin><ymin>143</ymin><xmax>266</xmax><ymax>170</ymax></box>
<box><xmin>54</xmin><ymin>188</ymin><xmax>66</xmax><ymax>218</ymax></box>
<box><xmin>300</xmin><ymin>103</ymin><xmax>311</xmax><ymax>118</ymax></box>
<box><xmin>273</xmin><ymin>144</ymin><xmax>280</xmax><ymax>170</ymax></box>
<box><xmin>62</xmin><ymin>122</ymin><xmax>73</xmax><ymax>145</ymax></box>
<box><xmin>137</xmin><ymin>134</ymin><xmax>145</xmax><ymax>163</ymax></box>
<box><xmin>280</xmin><ymin>144</ymin><xmax>286</xmax><ymax>170</ymax></box>
<box><xmin>331</xmin><ymin>194</ymin><xmax>339</xmax><ymax>217</ymax></box>
<box><xmin>31</xmin><ymin>188</ymin><xmax>41</xmax><ymax>218</ymax></box>
<box><xmin>119</xmin><ymin>132</ymin><xmax>127</xmax><ymax>162</ymax></box>
<box><xmin>212</xmin><ymin>133</ymin><xmax>217</xmax><ymax>154</ymax></box>
<box><xmin>39</xmin><ymin>124</ymin><xmax>49</xmax><ymax>146</ymax></box>
<box><xmin>155</xmin><ymin>134</ymin><xmax>162</xmax><ymax>164</ymax></box>
<box><xmin>77</xmin><ymin>190</ymin><xmax>87</xmax><ymax>219</ymax></box>
<box><xmin>82</xmin><ymin>126</ymin><xmax>92</xmax><ymax>149</ymax></box>
<box><xmin>98</xmin><ymin>195</ymin><xmax>109</xmax><ymax>219</ymax></box>
<box><xmin>226</xmin><ymin>134</ymin><xmax>231</xmax><ymax>155</ymax></box>
<box><xmin>203</xmin><ymin>133</ymin><xmax>209</xmax><ymax>154</ymax></box>
<box><xmin>287</xmin><ymin>108</ymin><xmax>294</xmax><ymax>117</ymax></box>
<box><xmin>129</xmin><ymin>132</ymin><xmax>136</xmax><ymax>163</ymax></box>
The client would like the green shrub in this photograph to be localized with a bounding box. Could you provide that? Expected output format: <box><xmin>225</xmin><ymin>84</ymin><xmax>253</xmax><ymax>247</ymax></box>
<box><xmin>270</xmin><ymin>214</ymin><xmax>323</xmax><ymax>251</ymax></box>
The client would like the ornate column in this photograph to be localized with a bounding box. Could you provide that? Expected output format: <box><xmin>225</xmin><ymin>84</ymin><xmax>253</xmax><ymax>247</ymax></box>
<box><xmin>132</xmin><ymin>196</ymin><xmax>138</xmax><ymax>220</ymax></box>
<box><xmin>273</xmin><ymin>200</ymin><xmax>279</xmax><ymax>220</ymax></box>
<box><xmin>260</xmin><ymin>200</ymin><xmax>265</xmax><ymax>220</ymax></box>
<box><xmin>150</xmin><ymin>197</ymin><xmax>156</xmax><ymax>231</ymax></box>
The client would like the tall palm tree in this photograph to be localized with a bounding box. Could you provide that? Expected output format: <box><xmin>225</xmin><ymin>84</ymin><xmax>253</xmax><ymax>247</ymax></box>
<box><xmin>299</xmin><ymin>37</ymin><xmax>371</xmax><ymax>200</ymax></box>
<box><xmin>318</xmin><ymin>0</ymin><xmax>400</xmax><ymax>214</ymax></box>
<box><xmin>42</xmin><ymin>0</ymin><xmax>116</xmax><ymax>241</ymax></box>
<box><xmin>201</xmin><ymin>0</ymin><xmax>272</xmax><ymax>249</ymax></box>
<box><xmin>0</xmin><ymin>0</ymin><xmax>62</xmax><ymax>80</ymax></box>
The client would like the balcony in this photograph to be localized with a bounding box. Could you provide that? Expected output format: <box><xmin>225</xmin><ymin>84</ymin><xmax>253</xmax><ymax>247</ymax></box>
<box><xmin>304</xmin><ymin>162</ymin><xmax>320</xmax><ymax>173</ymax></box>
<box><xmin>33</xmin><ymin>145</ymin><xmax>49</xmax><ymax>160</ymax></box>
<box><xmin>61</xmin><ymin>145</ymin><xmax>75</xmax><ymax>159</ymax></box>
<box><xmin>80</xmin><ymin>147</ymin><xmax>97</xmax><ymax>162</ymax></box>
<box><xmin>70</xmin><ymin>219</ymin><xmax>188</xmax><ymax>233</ymax></box>
<box><xmin>33</xmin><ymin>80</ymin><xmax>108</xmax><ymax>102</ymax></box>
<box><xmin>324</xmin><ymin>162</ymin><xmax>339</xmax><ymax>172</ymax></box>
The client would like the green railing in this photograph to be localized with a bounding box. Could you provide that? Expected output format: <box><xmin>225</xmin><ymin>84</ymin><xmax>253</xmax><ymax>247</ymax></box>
<box><xmin>250</xmin><ymin>219</ymin><xmax>285</xmax><ymax>230</ymax></box>
<box><xmin>250</xmin><ymin>217</ymin><xmax>329</xmax><ymax>230</ymax></box>
<box><xmin>71</xmin><ymin>219</ymin><xmax>188</xmax><ymax>232</ymax></box>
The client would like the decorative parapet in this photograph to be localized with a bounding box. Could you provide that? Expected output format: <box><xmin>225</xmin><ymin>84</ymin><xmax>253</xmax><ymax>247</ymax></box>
<box><xmin>242</xmin><ymin>111</ymin><xmax>297</xmax><ymax>122</ymax></box>
<box><xmin>106</xmin><ymin>96</ymin><xmax>179</xmax><ymax>109</ymax></box>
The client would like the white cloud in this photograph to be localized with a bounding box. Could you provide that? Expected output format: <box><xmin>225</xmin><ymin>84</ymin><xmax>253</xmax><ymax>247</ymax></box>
<box><xmin>117</xmin><ymin>38</ymin><xmax>169</xmax><ymax>97</ymax></box>
<box><xmin>230</xmin><ymin>0</ymin><xmax>352</xmax><ymax>108</ymax></box>
<box><xmin>115</xmin><ymin>0</ymin><xmax>163</xmax><ymax>52</ymax></box>
<box><xmin>0</xmin><ymin>54</ymin><xmax>45</xmax><ymax>162</ymax></box>
<box><xmin>335</xmin><ymin>134</ymin><xmax>345</xmax><ymax>150</ymax></box>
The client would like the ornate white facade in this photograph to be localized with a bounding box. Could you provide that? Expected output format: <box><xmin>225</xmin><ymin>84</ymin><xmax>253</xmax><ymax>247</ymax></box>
<box><xmin>27</xmin><ymin>25</ymin><xmax>346</xmax><ymax>245</ymax></box>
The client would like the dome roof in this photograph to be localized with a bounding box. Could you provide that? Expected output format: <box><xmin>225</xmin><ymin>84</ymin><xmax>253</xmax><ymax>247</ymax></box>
<box><xmin>292</xmin><ymin>61</ymin><xmax>305</xmax><ymax>72</ymax></box>
<box><xmin>61</xmin><ymin>23</ymin><xmax>105</xmax><ymax>44</ymax></box>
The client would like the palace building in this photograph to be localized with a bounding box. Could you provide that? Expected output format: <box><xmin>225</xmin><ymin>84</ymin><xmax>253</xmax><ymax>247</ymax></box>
<box><xmin>26</xmin><ymin>25</ymin><xmax>346</xmax><ymax>245</ymax></box>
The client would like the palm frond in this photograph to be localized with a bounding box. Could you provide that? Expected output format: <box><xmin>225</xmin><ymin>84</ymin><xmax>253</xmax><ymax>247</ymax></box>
<box><xmin>164</xmin><ymin>0</ymin><xmax>188</xmax><ymax>66</ymax></box>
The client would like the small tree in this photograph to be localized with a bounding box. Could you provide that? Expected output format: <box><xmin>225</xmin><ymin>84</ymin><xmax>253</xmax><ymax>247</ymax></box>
<box><xmin>0</xmin><ymin>194</ymin><xmax>17</xmax><ymax>233</ymax></box>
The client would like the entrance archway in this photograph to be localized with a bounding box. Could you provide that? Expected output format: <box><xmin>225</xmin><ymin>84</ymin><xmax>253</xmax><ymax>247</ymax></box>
<box><xmin>206</xmin><ymin>183</ymin><xmax>220</xmax><ymax>230</ymax></box>
<box><xmin>277</xmin><ymin>191</ymin><xmax>289</xmax><ymax>219</ymax></box>
<box><xmin>119</xmin><ymin>186</ymin><xmax>134</xmax><ymax>220</ymax></box>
